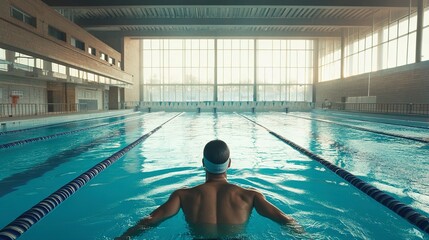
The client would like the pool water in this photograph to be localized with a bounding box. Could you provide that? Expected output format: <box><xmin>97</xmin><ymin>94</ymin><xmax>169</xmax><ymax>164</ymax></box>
<box><xmin>0</xmin><ymin>112</ymin><xmax>428</xmax><ymax>239</ymax></box>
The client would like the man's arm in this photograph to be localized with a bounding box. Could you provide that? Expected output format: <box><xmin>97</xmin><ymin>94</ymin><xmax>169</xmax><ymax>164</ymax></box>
<box><xmin>252</xmin><ymin>190</ymin><xmax>304</xmax><ymax>233</ymax></box>
<box><xmin>115</xmin><ymin>190</ymin><xmax>182</xmax><ymax>240</ymax></box>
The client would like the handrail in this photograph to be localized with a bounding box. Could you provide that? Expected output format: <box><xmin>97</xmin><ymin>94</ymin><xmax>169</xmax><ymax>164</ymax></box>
<box><xmin>0</xmin><ymin>113</ymin><xmax>182</xmax><ymax>240</ymax></box>
<box><xmin>0</xmin><ymin>103</ymin><xmax>88</xmax><ymax>118</ymax></box>
<box><xmin>237</xmin><ymin>113</ymin><xmax>429</xmax><ymax>234</ymax></box>
<box><xmin>317</xmin><ymin>102</ymin><xmax>429</xmax><ymax>116</ymax></box>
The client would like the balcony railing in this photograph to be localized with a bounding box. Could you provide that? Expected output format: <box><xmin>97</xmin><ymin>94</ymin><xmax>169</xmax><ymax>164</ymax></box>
<box><xmin>319</xmin><ymin>102</ymin><xmax>429</xmax><ymax>116</ymax></box>
<box><xmin>136</xmin><ymin>101</ymin><xmax>314</xmax><ymax>112</ymax></box>
<box><xmin>0</xmin><ymin>103</ymin><xmax>88</xmax><ymax>118</ymax></box>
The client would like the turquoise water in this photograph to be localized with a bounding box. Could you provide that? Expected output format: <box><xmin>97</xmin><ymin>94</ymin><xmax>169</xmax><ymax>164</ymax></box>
<box><xmin>0</xmin><ymin>112</ymin><xmax>428</xmax><ymax>239</ymax></box>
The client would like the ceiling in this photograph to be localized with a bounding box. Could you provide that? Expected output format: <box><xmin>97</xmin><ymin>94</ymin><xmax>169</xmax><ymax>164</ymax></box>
<box><xmin>42</xmin><ymin>0</ymin><xmax>417</xmax><ymax>39</ymax></box>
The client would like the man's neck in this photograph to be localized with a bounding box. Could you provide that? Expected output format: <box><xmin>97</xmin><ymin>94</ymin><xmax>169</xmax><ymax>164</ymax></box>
<box><xmin>205</xmin><ymin>172</ymin><xmax>228</xmax><ymax>183</ymax></box>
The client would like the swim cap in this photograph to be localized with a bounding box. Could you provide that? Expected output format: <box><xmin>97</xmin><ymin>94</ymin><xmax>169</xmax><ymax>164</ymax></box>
<box><xmin>203</xmin><ymin>157</ymin><xmax>230</xmax><ymax>174</ymax></box>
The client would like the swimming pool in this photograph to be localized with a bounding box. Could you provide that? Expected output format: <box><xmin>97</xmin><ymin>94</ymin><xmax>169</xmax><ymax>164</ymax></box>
<box><xmin>0</xmin><ymin>111</ymin><xmax>428</xmax><ymax>239</ymax></box>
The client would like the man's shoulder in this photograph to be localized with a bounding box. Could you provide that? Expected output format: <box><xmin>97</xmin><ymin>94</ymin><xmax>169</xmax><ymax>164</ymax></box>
<box><xmin>174</xmin><ymin>185</ymin><xmax>202</xmax><ymax>194</ymax></box>
<box><xmin>227</xmin><ymin>184</ymin><xmax>262</xmax><ymax>196</ymax></box>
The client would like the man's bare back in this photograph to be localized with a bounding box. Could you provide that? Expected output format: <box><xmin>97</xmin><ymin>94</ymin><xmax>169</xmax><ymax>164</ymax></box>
<box><xmin>177</xmin><ymin>178</ymin><xmax>258</xmax><ymax>238</ymax></box>
<box><xmin>179</xmin><ymin>180</ymin><xmax>254</xmax><ymax>225</ymax></box>
<box><xmin>115</xmin><ymin>140</ymin><xmax>303</xmax><ymax>239</ymax></box>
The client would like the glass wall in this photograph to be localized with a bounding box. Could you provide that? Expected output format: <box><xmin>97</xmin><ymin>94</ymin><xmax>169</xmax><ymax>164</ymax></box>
<box><xmin>422</xmin><ymin>2</ymin><xmax>429</xmax><ymax>61</ymax></box>
<box><xmin>15</xmin><ymin>52</ymin><xmax>44</xmax><ymax>71</ymax></box>
<box><xmin>0</xmin><ymin>48</ymin><xmax>6</xmax><ymax>71</ymax></box>
<box><xmin>142</xmin><ymin>39</ymin><xmax>215</xmax><ymax>102</ymax></box>
<box><xmin>141</xmin><ymin>39</ymin><xmax>314</xmax><ymax>102</ymax></box>
<box><xmin>256</xmin><ymin>40</ymin><xmax>313</xmax><ymax>101</ymax></box>
<box><xmin>345</xmin><ymin>11</ymin><xmax>417</xmax><ymax>77</ymax></box>
<box><xmin>0</xmin><ymin>47</ymin><xmax>127</xmax><ymax>87</ymax></box>
<box><xmin>318</xmin><ymin>39</ymin><xmax>341</xmax><ymax>82</ymax></box>
<box><xmin>319</xmin><ymin>7</ymin><xmax>426</xmax><ymax>82</ymax></box>
<box><xmin>217</xmin><ymin>39</ymin><xmax>254</xmax><ymax>101</ymax></box>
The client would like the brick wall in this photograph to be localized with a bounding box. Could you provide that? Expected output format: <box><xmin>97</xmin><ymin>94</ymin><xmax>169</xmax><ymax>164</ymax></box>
<box><xmin>0</xmin><ymin>0</ymin><xmax>132</xmax><ymax>83</ymax></box>
<box><xmin>315</xmin><ymin>61</ymin><xmax>429</xmax><ymax>104</ymax></box>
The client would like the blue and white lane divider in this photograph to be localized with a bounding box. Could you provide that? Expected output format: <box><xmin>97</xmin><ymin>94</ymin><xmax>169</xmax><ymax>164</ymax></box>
<box><xmin>0</xmin><ymin>112</ymin><xmax>140</xmax><ymax>136</ymax></box>
<box><xmin>0</xmin><ymin>113</ymin><xmax>182</xmax><ymax>240</ymax></box>
<box><xmin>238</xmin><ymin>113</ymin><xmax>429</xmax><ymax>234</ymax></box>
<box><xmin>0</xmin><ymin>114</ymin><xmax>147</xmax><ymax>149</ymax></box>
<box><xmin>286</xmin><ymin>114</ymin><xmax>429</xmax><ymax>144</ymax></box>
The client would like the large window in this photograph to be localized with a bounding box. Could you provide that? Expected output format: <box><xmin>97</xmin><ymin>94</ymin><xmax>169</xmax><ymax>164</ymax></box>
<box><xmin>141</xmin><ymin>39</ymin><xmax>314</xmax><ymax>102</ymax></box>
<box><xmin>344</xmin><ymin>12</ymin><xmax>417</xmax><ymax>77</ymax></box>
<box><xmin>142</xmin><ymin>39</ymin><xmax>215</xmax><ymax>102</ymax></box>
<box><xmin>256</xmin><ymin>40</ymin><xmax>313</xmax><ymax>101</ymax></box>
<box><xmin>14</xmin><ymin>52</ymin><xmax>43</xmax><ymax>70</ymax></box>
<box><xmin>0</xmin><ymin>48</ymin><xmax>7</xmax><ymax>71</ymax></box>
<box><xmin>319</xmin><ymin>39</ymin><xmax>341</xmax><ymax>82</ymax></box>
<box><xmin>217</xmin><ymin>39</ymin><xmax>254</xmax><ymax>101</ymax></box>
<box><xmin>422</xmin><ymin>3</ymin><xmax>429</xmax><ymax>61</ymax></box>
<box><xmin>319</xmin><ymin>8</ymin><xmax>422</xmax><ymax>82</ymax></box>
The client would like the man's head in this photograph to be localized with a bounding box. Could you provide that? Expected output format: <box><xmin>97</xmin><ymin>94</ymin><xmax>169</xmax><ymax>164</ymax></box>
<box><xmin>202</xmin><ymin>140</ymin><xmax>230</xmax><ymax>174</ymax></box>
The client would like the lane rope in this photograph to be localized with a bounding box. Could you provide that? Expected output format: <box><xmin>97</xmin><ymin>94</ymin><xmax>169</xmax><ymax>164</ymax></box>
<box><xmin>237</xmin><ymin>113</ymin><xmax>429</xmax><ymax>234</ymax></box>
<box><xmin>286</xmin><ymin>113</ymin><xmax>429</xmax><ymax>143</ymax></box>
<box><xmin>0</xmin><ymin>114</ymin><xmax>148</xmax><ymax>149</ymax></box>
<box><xmin>326</xmin><ymin>112</ymin><xmax>429</xmax><ymax>130</ymax></box>
<box><xmin>0</xmin><ymin>113</ymin><xmax>183</xmax><ymax>240</ymax></box>
<box><xmin>0</xmin><ymin>112</ymin><xmax>140</xmax><ymax>136</ymax></box>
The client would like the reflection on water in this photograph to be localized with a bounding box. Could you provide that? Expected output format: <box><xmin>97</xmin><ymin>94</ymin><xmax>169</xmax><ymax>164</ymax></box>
<box><xmin>250</xmin><ymin>112</ymin><xmax>429</xmax><ymax>217</ymax></box>
<box><xmin>7</xmin><ymin>112</ymin><xmax>427</xmax><ymax>240</ymax></box>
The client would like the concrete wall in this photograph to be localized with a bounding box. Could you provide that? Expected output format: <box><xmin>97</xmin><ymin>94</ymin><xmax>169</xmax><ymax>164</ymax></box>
<box><xmin>315</xmin><ymin>61</ymin><xmax>429</xmax><ymax>104</ymax></box>
<box><xmin>123</xmin><ymin>38</ymin><xmax>140</xmax><ymax>102</ymax></box>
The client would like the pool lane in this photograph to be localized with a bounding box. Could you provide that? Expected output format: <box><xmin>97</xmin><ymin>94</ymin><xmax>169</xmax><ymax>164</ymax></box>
<box><xmin>0</xmin><ymin>128</ymin><xmax>124</xmax><ymax>197</ymax></box>
<box><xmin>247</xmin><ymin>112</ymin><xmax>429</xmax><ymax>217</ymax></box>
<box><xmin>287</xmin><ymin>113</ymin><xmax>429</xmax><ymax>143</ymax></box>
<box><xmin>0</xmin><ymin>113</ymin><xmax>183</xmax><ymax>240</ymax></box>
<box><xmin>238</xmin><ymin>113</ymin><xmax>429</xmax><ymax>234</ymax></box>
<box><xmin>323</xmin><ymin>111</ymin><xmax>429</xmax><ymax>130</ymax></box>
<box><xmin>20</xmin><ymin>112</ymin><xmax>425</xmax><ymax>240</ymax></box>
<box><xmin>0</xmin><ymin>112</ymin><xmax>178</xmax><ymax>229</ymax></box>
<box><xmin>0</xmin><ymin>112</ymin><xmax>151</xmax><ymax>145</ymax></box>
<box><xmin>294</xmin><ymin>111</ymin><xmax>429</xmax><ymax>138</ymax></box>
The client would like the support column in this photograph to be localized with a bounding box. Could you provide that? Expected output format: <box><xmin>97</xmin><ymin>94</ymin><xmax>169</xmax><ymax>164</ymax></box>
<box><xmin>109</xmin><ymin>86</ymin><xmax>119</xmax><ymax>110</ymax></box>
<box><xmin>139</xmin><ymin>39</ymin><xmax>144</xmax><ymax>102</ymax></box>
<box><xmin>5</xmin><ymin>50</ymin><xmax>15</xmax><ymax>72</ymax></box>
<box><xmin>253</xmin><ymin>39</ymin><xmax>257</xmax><ymax>102</ymax></box>
<box><xmin>312</xmin><ymin>39</ymin><xmax>319</xmax><ymax>103</ymax></box>
<box><xmin>214</xmin><ymin>39</ymin><xmax>218</xmax><ymax>102</ymax></box>
<box><xmin>416</xmin><ymin>0</ymin><xmax>424</xmax><ymax>63</ymax></box>
<box><xmin>340</xmin><ymin>30</ymin><xmax>345</xmax><ymax>80</ymax></box>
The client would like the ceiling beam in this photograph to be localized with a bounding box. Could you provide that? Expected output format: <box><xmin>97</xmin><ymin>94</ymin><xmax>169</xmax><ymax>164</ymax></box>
<box><xmin>42</xmin><ymin>0</ymin><xmax>416</xmax><ymax>8</ymax></box>
<box><xmin>90</xmin><ymin>30</ymin><xmax>341</xmax><ymax>38</ymax></box>
<box><xmin>77</xmin><ymin>18</ymin><xmax>372</xmax><ymax>28</ymax></box>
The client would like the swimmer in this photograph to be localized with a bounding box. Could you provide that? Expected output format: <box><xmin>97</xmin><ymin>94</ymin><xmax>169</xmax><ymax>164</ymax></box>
<box><xmin>115</xmin><ymin>140</ymin><xmax>303</xmax><ymax>239</ymax></box>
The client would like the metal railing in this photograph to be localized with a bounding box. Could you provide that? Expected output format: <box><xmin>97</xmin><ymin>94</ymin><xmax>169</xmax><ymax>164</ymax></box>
<box><xmin>122</xmin><ymin>101</ymin><xmax>140</xmax><ymax>110</ymax></box>
<box><xmin>137</xmin><ymin>101</ymin><xmax>314</xmax><ymax>112</ymax></box>
<box><xmin>0</xmin><ymin>103</ymin><xmax>88</xmax><ymax>118</ymax></box>
<box><xmin>319</xmin><ymin>102</ymin><xmax>429</xmax><ymax>116</ymax></box>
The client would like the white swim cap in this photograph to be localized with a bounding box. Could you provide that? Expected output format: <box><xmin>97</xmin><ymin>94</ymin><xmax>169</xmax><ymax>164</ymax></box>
<box><xmin>203</xmin><ymin>157</ymin><xmax>230</xmax><ymax>174</ymax></box>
